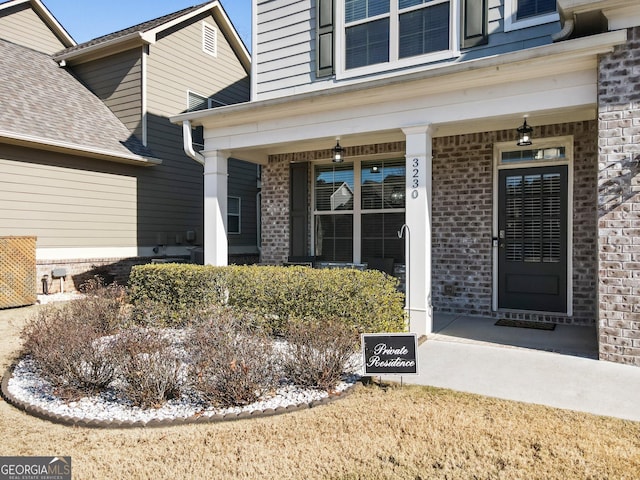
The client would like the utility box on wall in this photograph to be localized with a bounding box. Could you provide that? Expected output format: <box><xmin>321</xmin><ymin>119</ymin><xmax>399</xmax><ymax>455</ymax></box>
<box><xmin>0</xmin><ymin>236</ymin><xmax>37</xmax><ymax>308</ymax></box>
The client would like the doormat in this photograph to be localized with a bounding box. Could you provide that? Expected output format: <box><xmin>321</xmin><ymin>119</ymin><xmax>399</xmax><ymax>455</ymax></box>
<box><xmin>495</xmin><ymin>319</ymin><xmax>556</xmax><ymax>330</ymax></box>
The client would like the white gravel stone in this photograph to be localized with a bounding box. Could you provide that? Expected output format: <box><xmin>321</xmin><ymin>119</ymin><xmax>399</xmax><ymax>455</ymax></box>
<box><xmin>8</xmin><ymin>356</ymin><xmax>359</xmax><ymax>424</ymax></box>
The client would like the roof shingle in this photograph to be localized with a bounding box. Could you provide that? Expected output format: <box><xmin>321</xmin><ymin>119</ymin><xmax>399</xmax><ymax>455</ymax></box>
<box><xmin>0</xmin><ymin>39</ymin><xmax>156</xmax><ymax>160</ymax></box>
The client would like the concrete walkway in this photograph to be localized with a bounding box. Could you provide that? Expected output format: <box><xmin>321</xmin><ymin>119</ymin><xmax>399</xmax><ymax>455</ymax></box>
<box><xmin>384</xmin><ymin>314</ymin><xmax>640</xmax><ymax>422</ymax></box>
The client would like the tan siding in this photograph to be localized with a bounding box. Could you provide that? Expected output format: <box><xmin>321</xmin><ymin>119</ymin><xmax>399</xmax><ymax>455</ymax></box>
<box><xmin>146</xmin><ymin>13</ymin><xmax>250</xmax><ymax>117</ymax></box>
<box><xmin>72</xmin><ymin>49</ymin><xmax>143</xmax><ymax>139</ymax></box>
<box><xmin>0</xmin><ymin>147</ymin><xmax>137</xmax><ymax>249</ymax></box>
<box><xmin>0</xmin><ymin>4</ymin><xmax>67</xmax><ymax>54</ymax></box>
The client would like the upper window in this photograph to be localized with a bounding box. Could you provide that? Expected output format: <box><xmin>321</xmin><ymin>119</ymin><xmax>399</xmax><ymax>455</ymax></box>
<box><xmin>341</xmin><ymin>0</ymin><xmax>457</xmax><ymax>76</ymax></box>
<box><xmin>504</xmin><ymin>0</ymin><xmax>558</xmax><ymax>32</ymax></box>
<box><xmin>203</xmin><ymin>22</ymin><xmax>218</xmax><ymax>57</ymax></box>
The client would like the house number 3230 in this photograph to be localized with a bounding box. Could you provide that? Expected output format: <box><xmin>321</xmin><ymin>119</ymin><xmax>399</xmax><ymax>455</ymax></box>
<box><xmin>411</xmin><ymin>158</ymin><xmax>420</xmax><ymax>199</ymax></box>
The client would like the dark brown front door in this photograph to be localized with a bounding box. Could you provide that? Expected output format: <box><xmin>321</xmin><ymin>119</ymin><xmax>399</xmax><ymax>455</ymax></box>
<box><xmin>498</xmin><ymin>165</ymin><xmax>568</xmax><ymax>312</ymax></box>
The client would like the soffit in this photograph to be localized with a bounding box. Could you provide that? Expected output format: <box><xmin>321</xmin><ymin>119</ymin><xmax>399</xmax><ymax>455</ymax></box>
<box><xmin>175</xmin><ymin>30</ymin><xmax>625</xmax><ymax>132</ymax></box>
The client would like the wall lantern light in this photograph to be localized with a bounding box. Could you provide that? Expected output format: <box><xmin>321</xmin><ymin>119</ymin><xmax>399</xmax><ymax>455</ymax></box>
<box><xmin>332</xmin><ymin>140</ymin><xmax>345</xmax><ymax>163</ymax></box>
<box><xmin>517</xmin><ymin>119</ymin><xmax>533</xmax><ymax>146</ymax></box>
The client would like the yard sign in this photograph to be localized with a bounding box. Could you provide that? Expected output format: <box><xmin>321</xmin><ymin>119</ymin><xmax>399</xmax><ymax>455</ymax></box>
<box><xmin>361</xmin><ymin>333</ymin><xmax>418</xmax><ymax>375</ymax></box>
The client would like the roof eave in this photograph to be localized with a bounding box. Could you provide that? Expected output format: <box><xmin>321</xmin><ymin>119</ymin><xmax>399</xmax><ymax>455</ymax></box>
<box><xmin>171</xmin><ymin>29</ymin><xmax>627</xmax><ymax>129</ymax></box>
<box><xmin>53</xmin><ymin>31</ymin><xmax>148</xmax><ymax>64</ymax></box>
<box><xmin>0</xmin><ymin>131</ymin><xmax>162</xmax><ymax>167</ymax></box>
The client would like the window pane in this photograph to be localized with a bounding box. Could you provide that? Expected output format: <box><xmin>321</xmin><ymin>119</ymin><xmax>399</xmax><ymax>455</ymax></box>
<box><xmin>399</xmin><ymin>0</ymin><xmax>428</xmax><ymax>9</ymax></box>
<box><xmin>228</xmin><ymin>216</ymin><xmax>240</xmax><ymax>234</ymax></box>
<box><xmin>315</xmin><ymin>215</ymin><xmax>353</xmax><ymax>261</ymax></box>
<box><xmin>228</xmin><ymin>197</ymin><xmax>240</xmax><ymax>215</ymax></box>
<box><xmin>315</xmin><ymin>164</ymin><xmax>354</xmax><ymax>211</ymax></box>
<box><xmin>361</xmin><ymin>159</ymin><xmax>405</xmax><ymax>209</ymax></box>
<box><xmin>517</xmin><ymin>0</ymin><xmax>556</xmax><ymax>20</ymax></box>
<box><xmin>501</xmin><ymin>147</ymin><xmax>566</xmax><ymax>164</ymax></box>
<box><xmin>345</xmin><ymin>0</ymin><xmax>390</xmax><ymax>23</ymax></box>
<box><xmin>362</xmin><ymin>213</ymin><xmax>405</xmax><ymax>262</ymax></box>
<box><xmin>399</xmin><ymin>2</ymin><xmax>449</xmax><ymax>58</ymax></box>
<box><xmin>346</xmin><ymin>18</ymin><xmax>390</xmax><ymax>69</ymax></box>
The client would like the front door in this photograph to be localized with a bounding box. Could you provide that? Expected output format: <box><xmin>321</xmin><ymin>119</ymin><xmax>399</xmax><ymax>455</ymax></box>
<box><xmin>498</xmin><ymin>165</ymin><xmax>568</xmax><ymax>312</ymax></box>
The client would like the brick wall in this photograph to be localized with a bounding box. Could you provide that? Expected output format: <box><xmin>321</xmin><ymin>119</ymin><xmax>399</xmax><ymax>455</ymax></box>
<box><xmin>36</xmin><ymin>256</ymin><xmax>188</xmax><ymax>294</ymax></box>
<box><xmin>432</xmin><ymin>122</ymin><xmax>598</xmax><ymax>325</ymax></box>
<box><xmin>598</xmin><ymin>26</ymin><xmax>640</xmax><ymax>365</ymax></box>
<box><xmin>262</xmin><ymin>128</ymin><xmax>598</xmax><ymax>326</ymax></box>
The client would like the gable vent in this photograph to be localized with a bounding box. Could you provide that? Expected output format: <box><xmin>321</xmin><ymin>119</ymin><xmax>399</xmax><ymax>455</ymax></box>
<box><xmin>203</xmin><ymin>22</ymin><xmax>218</xmax><ymax>57</ymax></box>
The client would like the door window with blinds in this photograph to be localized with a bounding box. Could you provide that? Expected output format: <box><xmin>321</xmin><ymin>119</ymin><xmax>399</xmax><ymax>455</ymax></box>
<box><xmin>314</xmin><ymin>159</ymin><xmax>406</xmax><ymax>263</ymax></box>
<box><xmin>504</xmin><ymin>172</ymin><xmax>562</xmax><ymax>264</ymax></box>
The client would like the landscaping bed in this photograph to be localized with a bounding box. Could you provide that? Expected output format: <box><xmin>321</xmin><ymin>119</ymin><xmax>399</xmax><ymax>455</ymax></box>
<box><xmin>3</xmin><ymin>266</ymin><xmax>405</xmax><ymax>426</ymax></box>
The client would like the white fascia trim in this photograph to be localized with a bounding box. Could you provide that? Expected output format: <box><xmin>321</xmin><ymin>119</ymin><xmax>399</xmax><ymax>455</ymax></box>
<box><xmin>53</xmin><ymin>31</ymin><xmax>149</xmax><ymax>62</ymax></box>
<box><xmin>36</xmin><ymin>246</ymin><xmax>193</xmax><ymax>261</ymax></box>
<box><xmin>172</xmin><ymin>30</ymin><xmax>626</xmax><ymax>129</ymax></box>
<box><xmin>141</xmin><ymin>46</ymin><xmax>148</xmax><ymax>146</ymax></box>
<box><xmin>0</xmin><ymin>131</ymin><xmax>162</xmax><ymax>166</ymax></box>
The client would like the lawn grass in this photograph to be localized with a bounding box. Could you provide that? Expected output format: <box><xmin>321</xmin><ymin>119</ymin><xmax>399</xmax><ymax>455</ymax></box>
<box><xmin>1</xmin><ymin>305</ymin><xmax>639</xmax><ymax>479</ymax></box>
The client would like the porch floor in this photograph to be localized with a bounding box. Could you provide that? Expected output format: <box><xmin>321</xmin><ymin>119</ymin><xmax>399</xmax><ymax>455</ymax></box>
<box><xmin>431</xmin><ymin>313</ymin><xmax>598</xmax><ymax>359</ymax></box>
<box><xmin>381</xmin><ymin>314</ymin><xmax>640</xmax><ymax>421</ymax></box>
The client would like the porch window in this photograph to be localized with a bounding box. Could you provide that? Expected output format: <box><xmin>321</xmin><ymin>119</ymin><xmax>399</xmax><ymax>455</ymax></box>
<box><xmin>343</xmin><ymin>0</ymin><xmax>455</xmax><ymax>72</ymax></box>
<box><xmin>313</xmin><ymin>159</ymin><xmax>405</xmax><ymax>263</ymax></box>
<box><xmin>361</xmin><ymin>160</ymin><xmax>405</xmax><ymax>262</ymax></box>
<box><xmin>314</xmin><ymin>164</ymin><xmax>354</xmax><ymax>261</ymax></box>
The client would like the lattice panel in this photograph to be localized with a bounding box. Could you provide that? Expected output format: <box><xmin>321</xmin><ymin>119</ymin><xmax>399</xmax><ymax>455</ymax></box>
<box><xmin>0</xmin><ymin>236</ymin><xmax>37</xmax><ymax>308</ymax></box>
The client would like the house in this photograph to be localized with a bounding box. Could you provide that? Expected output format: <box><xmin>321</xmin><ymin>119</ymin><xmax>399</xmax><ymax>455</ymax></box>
<box><xmin>0</xmin><ymin>0</ymin><xmax>257</xmax><ymax>294</ymax></box>
<box><xmin>172</xmin><ymin>0</ymin><xmax>640</xmax><ymax>367</ymax></box>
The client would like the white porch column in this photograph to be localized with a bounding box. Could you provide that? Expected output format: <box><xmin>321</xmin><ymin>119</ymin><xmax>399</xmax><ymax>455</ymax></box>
<box><xmin>203</xmin><ymin>149</ymin><xmax>229</xmax><ymax>266</ymax></box>
<box><xmin>402</xmin><ymin>125</ymin><xmax>433</xmax><ymax>336</ymax></box>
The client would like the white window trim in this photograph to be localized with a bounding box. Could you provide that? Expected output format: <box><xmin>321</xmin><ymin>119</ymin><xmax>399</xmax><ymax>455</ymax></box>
<box><xmin>202</xmin><ymin>22</ymin><xmax>218</xmax><ymax>57</ymax></box>
<box><xmin>228</xmin><ymin>196</ymin><xmax>241</xmax><ymax>234</ymax></box>
<box><xmin>336</xmin><ymin>0</ymin><xmax>460</xmax><ymax>80</ymax></box>
<box><xmin>503</xmin><ymin>0</ymin><xmax>559</xmax><ymax>32</ymax></box>
<box><xmin>311</xmin><ymin>158</ymin><xmax>406</xmax><ymax>264</ymax></box>
<box><xmin>492</xmin><ymin>135</ymin><xmax>574</xmax><ymax>316</ymax></box>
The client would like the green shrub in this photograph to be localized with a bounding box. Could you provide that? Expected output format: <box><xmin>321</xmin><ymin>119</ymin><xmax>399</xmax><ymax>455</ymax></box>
<box><xmin>128</xmin><ymin>264</ymin><xmax>406</xmax><ymax>333</ymax></box>
<box><xmin>224</xmin><ymin>265</ymin><xmax>406</xmax><ymax>334</ymax></box>
<box><xmin>128</xmin><ymin>264</ymin><xmax>227</xmax><ymax>327</ymax></box>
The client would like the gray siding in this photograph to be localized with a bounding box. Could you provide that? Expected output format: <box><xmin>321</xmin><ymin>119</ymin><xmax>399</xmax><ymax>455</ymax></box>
<box><xmin>228</xmin><ymin>159</ymin><xmax>259</xmax><ymax>252</ymax></box>
<box><xmin>142</xmin><ymin>12</ymin><xmax>251</xmax><ymax>249</ymax></box>
<box><xmin>256</xmin><ymin>0</ymin><xmax>316</xmax><ymax>98</ymax></box>
<box><xmin>255</xmin><ymin>0</ymin><xmax>561</xmax><ymax>99</ymax></box>
<box><xmin>0</xmin><ymin>145</ymin><xmax>138</xmax><ymax>249</ymax></box>
<box><xmin>0</xmin><ymin>3</ymin><xmax>67</xmax><ymax>54</ymax></box>
<box><xmin>72</xmin><ymin>49</ymin><xmax>143</xmax><ymax>140</ymax></box>
<box><xmin>147</xmin><ymin>12</ymin><xmax>250</xmax><ymax>116</ymax></box>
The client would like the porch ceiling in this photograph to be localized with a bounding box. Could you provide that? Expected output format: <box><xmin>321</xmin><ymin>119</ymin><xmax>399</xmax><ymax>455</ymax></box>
<box><xmin>171</xmin><ymin>30</ymin><xmax>625</xmax><ymax>164</ymax></box>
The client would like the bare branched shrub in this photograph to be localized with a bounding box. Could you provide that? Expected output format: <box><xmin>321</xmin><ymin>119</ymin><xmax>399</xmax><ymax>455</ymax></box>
<box><xmin>76</xmin><ymin>277</ymin><xmax>128</xmax><ymax>334</ymax></box>
<box><xmin>21</xmin><ymin>302</ymin><xmax>119</xmax><ymax>396</ymax></box>
<box><xmin>188</xmin><ymin>309</ymin><xmax>280</xmax><ymax>407</ymax></box>
<box><xmin>282</xmin><ymin>318</ymin><xmax>359</xmax><ymax>391</ymax></box>
<box><xmin>114</xmin><ymin>328</ymin><xmax>183</xmax><ymax>409</ymax></box>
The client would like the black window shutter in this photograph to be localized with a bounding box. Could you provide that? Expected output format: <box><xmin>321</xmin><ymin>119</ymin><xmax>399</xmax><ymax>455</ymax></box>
<box><xmin>289</xmin><ymin>162</ymin><xmax>309</xmax><ymax>257</ymax></box>
<box><xmin>316</xmin><ymin>0</ymin><xmax>334</xmax><ymax>77</ymax></box>
<box><xmin>461</xmin><ymin>0</ymin><xmax>488</xmax><ymax>49</ymax></box>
